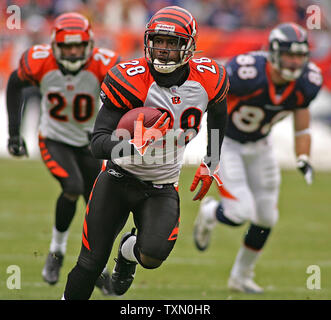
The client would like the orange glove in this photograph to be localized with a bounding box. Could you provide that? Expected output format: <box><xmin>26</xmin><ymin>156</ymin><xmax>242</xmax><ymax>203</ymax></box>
<box><xmin>190</xmin><ymin>161</ymin><xmax>223</xmax><ymax>201</ymax></box>
<box><xmin>129</xmin><ymin>112</ymin><xmax>170</xmax><ymax>156</ymax></box>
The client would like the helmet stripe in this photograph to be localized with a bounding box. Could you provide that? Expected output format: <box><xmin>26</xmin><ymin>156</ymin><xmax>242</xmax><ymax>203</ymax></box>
<box><xmin>290</xmin><ymin>23</ymin><xmax>305</xmax><ymax>41</ymax></box>
<box><xmin>58</xmin><ymin>20</ymin><xmax>86</xmax><ymax>26</ymax></box>
<box><xmin>156</xmin><ymin>11</ymin><xmax>192</xmax><ymax>25</ymax></box>
<box><xmin>56</xmin><ymin>16</ymin><xmax>86</xmax><ymax>22</ymax></box>
<box><xmin>150</xmin><ymin>6</ymin><xmax>194</xmax><ymax>34</ymax></box>
<box><xmin>57</xmin><ymin>21</ymin><xmax>87</xmax><ymax>28</ymax></box>
<box><xmin>154</xmin><ymin>13</ymin><xmax>193</xmax><ymax>34</ymax></box>
<box><xmin>57</xmin><ymin>26</ymin><xmax>87</xmax><ymax>31</ymax></box>
<box><xmin>54</xmin><ymin>13</ymin><xmax>89</xmax><ymax>31</ymax></box>
<box><xmin>162</xmin><ymin>7</ymin><xmax>193</xmax><ymax>24</ymax></box>
<box><xmin>163</xmin><ymin>6</ymin><xmax>193</xmax><ymax>21</ymax></box>
<box><xmin>151</xmin><ymin>16</ymin><xmax>190</xmax><ymax>34</ymax></box>
<box><xmin>57</xmin><ymin>17</ymin><xmax>87</xmax><ymax>24</ymax></box>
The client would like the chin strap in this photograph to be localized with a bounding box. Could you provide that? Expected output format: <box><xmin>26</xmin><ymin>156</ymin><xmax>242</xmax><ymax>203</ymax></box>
<box><xmin>153</xmin><ymin>59</ymin><xmax>178</xmax><ymax>73</ymax></box>
<box><xmin>59</xmin><ymin>58</ymin><xmax>86</xmax><ymax>72</ymax></box>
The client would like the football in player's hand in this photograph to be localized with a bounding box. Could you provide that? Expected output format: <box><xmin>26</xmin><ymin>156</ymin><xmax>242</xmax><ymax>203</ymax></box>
<box><xmin>116</xmin><ymin>107</ymin><xmax>163</xmax><ymax>137</ymax></box>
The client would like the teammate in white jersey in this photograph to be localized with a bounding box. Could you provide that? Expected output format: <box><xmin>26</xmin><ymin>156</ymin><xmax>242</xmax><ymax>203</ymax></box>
<box><xmin>62</xmin><ymin>6</ymin><xmax>229</xmax><ymax>300</ymax></box>
<box><xmin>193</xmin><ymin>23</ymin><xmax>322</xmax><ymax>293</ymax></box>
<box><xmin>6</xmin><ymin>12</ymin><xmax>120</xmax><ymax>293</ymax></box>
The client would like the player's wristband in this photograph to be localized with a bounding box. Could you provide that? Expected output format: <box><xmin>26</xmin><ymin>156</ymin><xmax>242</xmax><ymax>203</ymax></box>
<box><xmin>295</xmin><ymin>128</ymin><xmax>311</xmax><ymax>137</ymax></box>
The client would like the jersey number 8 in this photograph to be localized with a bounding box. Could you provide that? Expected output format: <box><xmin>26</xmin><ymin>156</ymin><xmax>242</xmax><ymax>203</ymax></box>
<box><xmin>233</xmin><ymin>105</ymin><xmax>291</xmax><ymax>134</ymax></box>
<box><xmin>236</xmin><ymin>54</ymin><xmax>258</xmax><ymax>80</ymax></box>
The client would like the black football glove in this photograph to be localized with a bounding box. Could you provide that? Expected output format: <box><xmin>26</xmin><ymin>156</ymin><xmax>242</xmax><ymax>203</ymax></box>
<box><xmin>296</xmin><ymin>154</ymin><xmax>313</xmax><ymax>185</ymax></box>
<box><xmin>8</xmin><ymin>136</ymin><xmax>28</xmax><ymax>157</ymax></box>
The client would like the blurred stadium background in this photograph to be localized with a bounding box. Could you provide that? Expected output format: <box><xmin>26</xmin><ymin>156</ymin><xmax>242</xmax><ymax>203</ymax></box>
<box><xmin>0</xmin><ymin>0</ymin><xmax>331</xmax><ymax>300</ymax></box>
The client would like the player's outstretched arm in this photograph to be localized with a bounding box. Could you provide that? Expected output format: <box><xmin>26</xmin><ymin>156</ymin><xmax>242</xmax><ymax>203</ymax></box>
<box><xmin>6</xmin><ymin>70</ymin><xmax>31</xmax><ymax>157</ymax></box>
<box><xmin>294</xmin><ymin>108</ymin><xmax>313</xmax><ymax>185</ymax></box>
<box><xmin>190</xmin><ymin>98</ymin><xmax>228</xmax><ymax>201</ymax></box>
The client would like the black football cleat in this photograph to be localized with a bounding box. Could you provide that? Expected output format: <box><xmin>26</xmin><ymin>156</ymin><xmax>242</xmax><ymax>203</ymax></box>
<box><xmin>42</xmin><ymin>251</ymin><xmax>64</xmax><ymax>285</ymax></box>
<box><xmin>111</xmin><ymin>228</ymin><xmax>137</xmax><ymax>296</ymax></box>
<box><xmin>95</xmin><ymin>269</ymin><xmax>115</xmax><ymax>296</ymax></box>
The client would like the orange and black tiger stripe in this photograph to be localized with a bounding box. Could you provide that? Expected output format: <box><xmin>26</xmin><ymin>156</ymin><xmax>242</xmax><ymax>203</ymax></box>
<box><xmin>149</xmin><ymin>6</ymin><xmax>195</xmax><ymax>36</ymax></box>
<box><xmin>55</xmin><ymin>14</ymin><xmax>88</xmax><ymax>30</ymax></box>
<box><xmin>38</xmin><ymin>135</ymin><xmax>69</xmax><ymax>178</ymax></box>
<box><xmin>101</xmin><ymin>66</ymin><xmax>145</xmax><ymax>111</ymax></box>
<box><xmin>168</xmin><ymin>217</ymin><xmax>180</xmax><ymax>241</ymax></box>
<box><xmin>211</xmin><ymin>65</ymin><xmax>229</xmax><ymax>104</ymax></box>
<box><xmin>82</xmin><ymin>170</ymin><xmax>102</xmax><ymax>251</ymax></box>
<box><xmin>18</xmin><ymin>49</ymin><xmax>37</xmax><ymax>84</ymax></box>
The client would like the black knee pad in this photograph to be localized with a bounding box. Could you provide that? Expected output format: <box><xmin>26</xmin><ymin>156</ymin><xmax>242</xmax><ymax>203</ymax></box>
<box><xmin>62</xmin><ymin>181</ymin><xmax>84</xmax><ymax>196</ymax></box>
<box><xmin>244</xmin><ymin>224</ymin><xmax>271</xmax><ymax>251</ymax></box>
<box><xmin>77</xmin><ymin>252</ymin><xmax>105</xmax><ymax>275</ymax></box>
<box><xmin>134</xmin><ymin>244</ymin><xmax>162</xmax><ymax>269</ymax></box>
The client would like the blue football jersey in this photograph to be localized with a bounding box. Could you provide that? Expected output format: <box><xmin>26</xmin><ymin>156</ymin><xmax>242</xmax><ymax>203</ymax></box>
<box><xmin>225</xmin><ymin>51</ymin><xmax>323</xmax><ymax>143</ymax></box>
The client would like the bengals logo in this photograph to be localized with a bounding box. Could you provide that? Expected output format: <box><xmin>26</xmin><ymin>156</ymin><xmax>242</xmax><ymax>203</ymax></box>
<box><xmin>171</xmin><ymin>96</ymin><xmax>181</xmax><ymax>104</ymax></box>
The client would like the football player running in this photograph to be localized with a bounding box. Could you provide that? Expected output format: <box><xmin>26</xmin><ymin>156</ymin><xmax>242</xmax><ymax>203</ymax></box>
<box><xmin>6</xmin><ymin>12</ymin><xmax>120</xmax><ymax>294</ymax></box>
<box><xmin>193</xmin><ymin>23</ymin><xmax>323</xmax><ymax>293</ymax></box>
<box><xmin>62</xmin><ymin>6</ymin><xmax>229</xmax><ymax>299</ymax></box>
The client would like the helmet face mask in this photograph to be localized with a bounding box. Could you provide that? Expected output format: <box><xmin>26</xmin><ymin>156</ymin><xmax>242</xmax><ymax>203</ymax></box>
<box><xmin>145</xmin><ymin>31</ymin><xmax>195</xmax><ymax>73</ymax></box>
<box><xmin>51</xmin><ymin>13</ymin><xmax>94</xmax><ymax>73</ymax></box>
<box><xmin>269</xmin><ymin>23</ymin><xmax>309</xmax><ymax>81</ymax></box>
<box><xmin>144</xmin><ymin>6</ymin><xmax>198</xmax><ymax>73</ymax></box>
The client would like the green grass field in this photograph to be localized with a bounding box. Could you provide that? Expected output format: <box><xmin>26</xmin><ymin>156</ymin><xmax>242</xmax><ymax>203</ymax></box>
<box><xmin>0</xmin><ymin>158</ymin><xmax>330</xmax><ymax>300</ymax></box>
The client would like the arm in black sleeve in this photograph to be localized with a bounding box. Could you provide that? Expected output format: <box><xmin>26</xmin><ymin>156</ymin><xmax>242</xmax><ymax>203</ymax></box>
<box><xmin>204</xmin><ymin>97</ymin><xmax>228</xmax><ymax>171</ymax></box>
<box><xmin>91</xmin><ymin>104</ymin><xmax>135</xmax><ymax>160</ymax></box>
<box><xmin>6</xmin><ymin>70</ymin><xmax>31</xmax><ymax>137</ymax></box>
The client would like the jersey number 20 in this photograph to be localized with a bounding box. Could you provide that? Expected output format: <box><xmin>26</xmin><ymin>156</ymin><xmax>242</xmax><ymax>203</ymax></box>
<box><xmin>48</xmin><ymin>93</ymin><xmax>94</xmax><ymax>123</ymax></box>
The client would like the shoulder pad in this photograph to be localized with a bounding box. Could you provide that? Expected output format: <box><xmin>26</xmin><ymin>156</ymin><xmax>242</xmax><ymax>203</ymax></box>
<box><xmin>189</xmin><ymin>57</ymin><xmax>229</xmax><ymax>102</ymax></box>
<box><xmin>297</xmin><ymin>61</ymin><xmax>323</xmax><ymax>103</ymax></box>
<box><xmin>17</xmin><ymin>44</ymin><xmax>56</xmax><ymax>84</ymax></box>
<box><xmin>226</xmin><ymin>52</ymin><xmax>267</xmax><ymax>95</ymax></box>
<box><xmin>100</xmin><ymin>58</ymin><xmax>151</xmax><ymax>111</ymax></box>
<box><xmin>87</xmin><ymin>47</ymin><xmax>120</xmax><ymax>83</ymax></box>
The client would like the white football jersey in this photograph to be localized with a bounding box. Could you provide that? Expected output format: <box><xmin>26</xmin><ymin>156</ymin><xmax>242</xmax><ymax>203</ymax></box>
<box><xmin>101</xmin><ymin>57</ymin><xmax>229</xmax><ymax>184</ymax></box>
<box><xmin>18</xmin><ymin>44</ymin><xmax>119</xmax><ymax>146</ymax></box>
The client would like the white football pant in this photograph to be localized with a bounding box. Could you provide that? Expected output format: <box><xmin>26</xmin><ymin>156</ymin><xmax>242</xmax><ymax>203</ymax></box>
<box><xmin>218</xmin><ymin>136</ymin><xmax>281</xmax><ymax>228</ymax></box>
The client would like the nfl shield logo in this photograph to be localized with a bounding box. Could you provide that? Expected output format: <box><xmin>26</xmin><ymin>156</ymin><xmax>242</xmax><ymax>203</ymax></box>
<box><xmin>170</xmin><ymin>86</ymin><xmax>177</xmax><ymax>93</ymax></box>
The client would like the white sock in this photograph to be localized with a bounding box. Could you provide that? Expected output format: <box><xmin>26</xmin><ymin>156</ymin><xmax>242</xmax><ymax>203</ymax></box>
<box><xmin>203</xmin><ymin>198</ymin><xmax>218</xmax><ymax>222</ymax></box>
<box><xmin>208</xmin><ymin>200</ymin><xmax>219</xmax><ymax>222</ymax></box>
<box><xmin>49</xmin><ymin>227</ymin><xmax>69</xmax><ymax>255</ymax></box>
<box><xmin>120</xmin><ymin>236</ymin><xmax>138</xmax><ymax>263</ymax></box>
<box><xmin>230</xmin><ymin>245</ymin><xmax>261</xmax><ymax>279</ymax></box>
<box><xmin>101</xmin><ymin>265</ymin><xmax>108</xmax><ymax>274</ymax></box>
